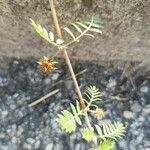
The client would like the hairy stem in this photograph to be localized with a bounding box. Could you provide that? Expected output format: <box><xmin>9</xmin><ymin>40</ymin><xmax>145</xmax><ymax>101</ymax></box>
<box><xmin>48</xmin><ymin>0</ymin><xmax>96</xmax><ymax>143</ymax></box>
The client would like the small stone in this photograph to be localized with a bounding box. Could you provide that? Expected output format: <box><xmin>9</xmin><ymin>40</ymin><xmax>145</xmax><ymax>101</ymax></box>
<box><xmin>34</xmin><ymin>140</ymin><xmax>40</xmax><ymax>149</ymax></box>
<box><xmin>11</xmin><ymin>124</ymin><xmax>17</xmax><ymax>131</ymax></box>
<box><xmin>45</xmin><ymin>143</ymin><xmax>53</xmax><ymax>150</ymax></box>
<box><xmin>10</xmin><ymin>104</ymin><xmax>16</xmax><ymax>110</ymax></box>
<box><xmin>54</xmin><ymin>143</ymin><xmax>63</xmax><ymax>150</ymax></box>
<box><xmin>119</xmin><ymin>139</ymin><xmax>128</xmax><ymax>150</ymax></box>
<box><xmin>142</xmin><ymin>105</ymin><xmax>150</xmax><ymax>115</ymax></box>
<box><xmin>44</xmin><ymin>78</ymin><xmax>51</xmax><ymax>84</ymax></box>
<box><xmin>11</xmin><ymin>137</ymin><xmax>17</xmax><ymax>144</ymax></box>
<box><xmin>136</xmin><ymin>134</ymin><xmax>144</xmax><ymax>144</ymax></box>
<box><xmin>140</xmin><ymin>86</ymin><xmax>149</xmax><ymax>93</ymax></box>
<box><xmin>0</xmin><ymin>145</ymin><xmax>8</xmax><ymax>150</ymax></box>
<box><xmin>23</xmin><ymin>143</ymin><xmax>32</xmax><ymax>150</ymax></box>
<box><xmin>13</xmin><ymin>93</ymin><xmax>19</xmax><ymax>99</ymax></box>
<box><xmin>26</xmin><ymin>138</ymin><xmax>35</xmax><ymax>145</ymax></box>
<box><xmin>17</xmin><ymin>126</ymin><xmax>24</xmax><ymax>136</ymax></box>
<box><xmin>75</xmin><ymin>143</ymin><xmax>81</xmax><ymax>150</ymax></box>
<box><xmin>123</xmin><ymin>111</ymin><xmax>134</xmax><ymax>119</ymax></box>
<box><xmin>2</xmin><ymin>111</ymin><xmax>8</xmax><ymax>117</ymax></box>
<box><xmin>51</xmin><ymin>73</ymin><xmax>59</xmax><ymax>80</ymax></box>
<box><xmin>0</xmin><ymin>133</ymin><xmax>5</xmax><ymax>138</ymax></box>
<box><xmin>65</xmin><ymin>80</ymin><xmax>73</xmax><ymax>90</ymax></box>
<box><xmin>0</xmin><ymin>144</ymin><xmax>17</xmax><ymax>150</ymax></box>
<box><xmin>131</xmin><ymin>102</ymin><xmax>142</xmax><ymax>113</ymax></box>
<box><xmin>107</xmin><ymin>78</ymin><xmax>117</xmax><ymax>88</ymax></box>
<box><xmin>138</xmin><ymin>116</ymin><xmax>145</xmax><ymax>122</ymax></box>
<box><xmin>13</xmin><ymin>60</ymin><xmax>19</xmax><ymax>65</ymax></box>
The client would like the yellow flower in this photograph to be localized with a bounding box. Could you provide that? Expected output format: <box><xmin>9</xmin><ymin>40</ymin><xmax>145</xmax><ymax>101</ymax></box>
<box><xmin>94</xmin><ymin>107</ymin><xmax>105</xmax><ymax>119</ymax></box>
<box><xmin>37</xmin><ymin>56</ymin><xmax>57</xmax><ymax>73</ymax></box>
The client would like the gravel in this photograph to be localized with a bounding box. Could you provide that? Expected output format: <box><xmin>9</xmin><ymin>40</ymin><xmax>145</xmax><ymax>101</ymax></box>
<box><xmin>0</xmin><ymin>58</ymin><xmax>150</xmax><ymax>150</ymax></box>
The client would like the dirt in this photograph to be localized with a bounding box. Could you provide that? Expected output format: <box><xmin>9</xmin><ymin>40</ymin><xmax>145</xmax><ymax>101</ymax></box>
<box><xmin>0</xmin><ymin>0</ymin><xmax>150</xmax><ymax>66</ymax></box>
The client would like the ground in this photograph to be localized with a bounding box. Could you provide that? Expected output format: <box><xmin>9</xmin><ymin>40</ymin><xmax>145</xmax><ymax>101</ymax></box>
<box><xmin>0</xmin><ymin>0</ymin><xmax>150</xmax><ymax>63</ymax></box>
<box><xmin>0</xmin><ymin>58</ymin><xmax>150</xmax><ymax>150</ymax></box>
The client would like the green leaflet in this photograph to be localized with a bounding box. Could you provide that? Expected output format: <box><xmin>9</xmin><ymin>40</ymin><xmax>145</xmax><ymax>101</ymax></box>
<box><xmin>99</xmin><ymin>140</ymin><xmax>115</xmax><ymax>150</ymax></box>
<box><xmin>84</xmin><ymin>85</ymin><xmax>102</xmax><ymax>102</ymax></box>
<box><xmin>56</xmin><ymin>110</ymin><xmax>76</xmax><ymax>133</ymax></box>
<box><xmin>64</xmin><ymin>27</ymin><xmax>76</xmax><ymax>39</ymax></box>
<box><xmin>71</xmin><ymin>23</ymin><xmax>83</xmax><ymax>33</ymax></box>
<box><xmin>56</xmin><ymin>101</ymin><xmax>83</xmax><ymax>133</ymax></box>
<box><xmin>95</xmin><ymin>122</ymin><xmax>126</xmax><ymax>141</ymax></box>
<box><xmin>70</xmin><ymin>103</ymin><xmax>82</xmax><ymax>125</ymax></box>
<box><xmin>82</xmin><ymin>127</ymin><xmax>95</xmax><ymax>142</ymax></box>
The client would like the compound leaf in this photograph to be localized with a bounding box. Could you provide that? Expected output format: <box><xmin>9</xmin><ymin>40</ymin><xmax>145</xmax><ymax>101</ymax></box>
<box><xmin>95</xmin><ymin>122</ymin><xmax>126</xmax><ymax>141</ymax></box>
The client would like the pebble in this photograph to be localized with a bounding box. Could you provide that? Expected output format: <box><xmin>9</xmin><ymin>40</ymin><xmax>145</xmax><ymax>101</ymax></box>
<box><xmin>65</xmin><ymin>80</ymin><xmax>73</xmax><ymax>90</ymax></box>
<box><xmin>23</xmin><ymin>143</ymin><xmax>32</xmax><ymax>150</ymax></box>
<box><xmin>34</xmin><ymin>140</ymin><xmax>40</xmax><ymax>149</ymax></box>
<box><xmin>11</xmin><ymin>137</ymin><xmax>17</xmax><ymax>144</ymax></box>
<box><xmin>17</xmin><ymin>126</ymin><xmax>24</xmax><ymax>136</ymax></box>
<box><xmin>119</xmin><ymin>140</ymin><xmax>128</xmax><ymax>150</ymax></box>
<box><xmin>140</xmin><ymin>86</ymin><xmax>149</xmax><ymax>93</ymax></box>
<box><xmin>107</xmin><ymin>78</ymin><xmax>117</xmax><ymax>88</ymax></box>
<box><xmin>2</xmin><ymin>111</ymin><xmax>8</xmax><ymax>118</ymax></box>
<box><xmin>44</xmin><ymin>78</ymin><xmax>51</xmax><ymax>84</ymax></box>
<box><xmin>45</xmin><ymin>143</ymin><xmax>53</xmax><ymax>150</ymax></box>
<box><xmin>10</xmin><ymin>104</ymin><xmax>16</xmax><ymax>110</ymax></box>
<box><xmin>142</xmin><ymin>105</ymin><xmax>150</xmax><ymax>115</ymax></box>
<box><xmin>131</xmin><ymin>102</ymin><xmax>142</xmax><ymax>113</ymax></box>
<box><xmin>123</xmin><ymin>110</ymin><xmax>135</xmax><ymax>119</ymax></box>
<box><xmin>26</xmin><ymin>138</ymin><xmax>35</xmax><ymax>145</ymax></box>
<box><xmin>51</xmin><ymin>73</ymin><xmax>59</xmax><ymax>80</ymax></box>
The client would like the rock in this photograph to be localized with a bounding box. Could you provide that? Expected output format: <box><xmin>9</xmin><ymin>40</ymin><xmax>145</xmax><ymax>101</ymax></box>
<box><xmin>123</xmin><ymin>111</ymin><xmax>135</xmax><ymax>119</ymax></box>
<box><xmin>11</xmin><ymin>137</ymin><xmax>17</xmax><ymax>144</ymax></box>
<box><xmin>23</xmin><ymin>143</ymin><xmax>32</xmax><ymax>150</ymax></box>
<box><xmin>75</xmin><ymin>143</ymin><xmax>81</xmax><ymax>150</ymax></box>
<box><xmin>0</xmin><ymin>144</ymin><xmax>17</xmax><ymax>150</ymax></box>
<box><xmin>107</xmin><ymin>78</ymin><xmax>117</xmax><ymax>89</ymax></box>
<box><xmin>65</xmin><ymin>80</ymin><xmax>73</xmax><ymax>90</ymax></box>
<box><xmin>2</xmin><ymin>111</ymin><xmax>8</xmax><ymax>118</ymax></box>
<box><xmin>131</xmin><ymin>102</ymin><xmax>142</xmax><ymax>113</ymax></box>
<box><xmin>54</xmin><ymin>143</ymin><xmax>63</xmax><ymax>150</ymax></box>
<box><xmin>45</xmin><ymin>143</ymin><xmax>53</xmax><ymax>150</ymax></box>
<box><xmin>0</xmin><ymin>133</ymin><xmax>5</xmax><ymax>138</ymax></box>
<box><xmin>10</xmin><ymin>104</ymin><xmax>16</xmax><ymax>110</ymax></box>
<box><xmin>51</xmin><ymin>73</ymin><xmax>59</xmax><ymax>80</ymax></box>
<box><xmin>142</xmin><ymin>105</ymin><xmax>150</xmax><ymax>115</ymax></box>
<box><xmin>13</xmin><ymin>93</ymin><xmax>19</xmax><ymax>99</ymax></box>
<box><xmin>136</xmin><ymin>133</ymin><xmax>144</xmax><ymax>144</ymax></box>
<box><xmin>17</xmin><ymin>126</ymin><xmax>24</xmax><ymax>136</ymax></box>
<box><xmin>140</xmin><ymin>86</ymin><xmax>149</xmax><ymax>93</ymax></box>
<box><xmin>44</xmin><ymin>78</ymin><xmax>51</xmax><ymax>84</ymax></box>
<box><xmin>34</xmin><ymin>140</ymin><xmax>40</xmax><ymax>149</ymax></box>
<box><xmin>119</xmin><ymin>139</ymin><xmax>128</xmax><ymax>150</ymax></box>
<box><xmin>0</xmin><ymin>145</ymin><xmax>8</xmax><ymax>150</ymax></box>
<box><xmin>26</xmin><ymin>138</ymin><xmax>35</xmax><ymax>145</ymax></box>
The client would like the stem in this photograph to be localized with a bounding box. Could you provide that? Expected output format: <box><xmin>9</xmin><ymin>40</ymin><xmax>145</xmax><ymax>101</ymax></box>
<box><xmin>48</xmin><ymin>0</ymin><xmax>96</xmax><ymax>143</ymax></box>
<box><xmin>49</xmin><ymin>0</ymin><xmax>87</xmax><ymax>109</ymax></box>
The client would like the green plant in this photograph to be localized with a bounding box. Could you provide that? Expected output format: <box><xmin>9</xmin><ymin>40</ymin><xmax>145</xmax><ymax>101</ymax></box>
<box><xmin>30</xmin><ymin>0</ymin><xmax>125</xmax><ymax>149</ymax></box>
<box><xmin>56</xmin><ymin>86</ymin><xmax>125</xmax><ymax>149</ymax></box>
